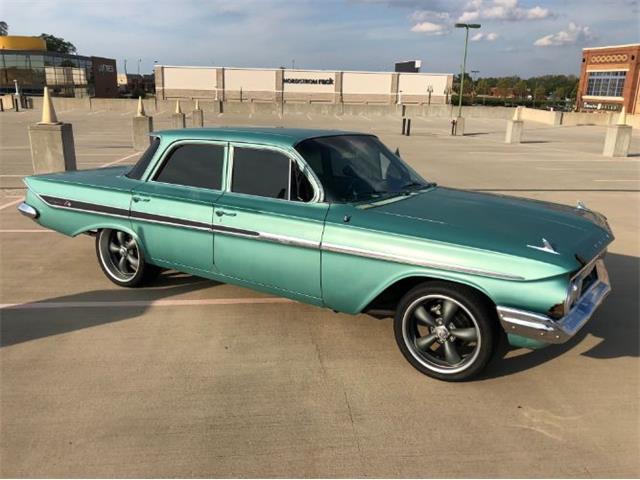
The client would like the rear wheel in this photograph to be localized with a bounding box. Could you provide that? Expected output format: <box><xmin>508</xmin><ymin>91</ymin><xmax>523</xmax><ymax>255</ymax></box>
<box><xmin>96</xmin><ymin>228</ymin><xmax>159</xmax><ymax>287</ymax></box>
<box><xmin>394</xmin><ymin>281</ymin><xmax>497</xmax><ymax>381</ymax></box>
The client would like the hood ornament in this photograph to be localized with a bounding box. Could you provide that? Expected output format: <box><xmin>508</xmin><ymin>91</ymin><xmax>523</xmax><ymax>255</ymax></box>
<box><xmin>576</xmin><ymin>200</ymin><xmax>588</xmax><ymax>210</ymax></box>
<box><xmin>527</xmin><ymin>238</ymin><xmax>560</xmax><ymax>255</ymax></box>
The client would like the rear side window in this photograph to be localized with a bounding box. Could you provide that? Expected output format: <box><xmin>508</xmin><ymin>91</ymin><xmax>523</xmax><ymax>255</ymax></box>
<box><xmin>232</xmin><ymin>147</ymin><xmax>290</xmax><ymax>199</ymax></box>
<box><xmin>154</xmin><ymin>143</ymin><xmax>224</xmax><ymax>190</ymax></box>
<box><xmin>126</xmin><ymin>136</ymin><xmax>160</xmax><ymax>179</ymax></box>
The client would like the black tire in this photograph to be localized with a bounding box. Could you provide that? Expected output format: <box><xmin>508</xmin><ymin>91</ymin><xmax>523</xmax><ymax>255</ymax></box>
<box><xmin>394</xmin><ymin>281</ymin><xmax>498</xmax><ymax>381</ymax></box>
<box><xmin>95</xmin><ymin>228</ymin><xmax>160</xmax><ymax>288</ymax></box>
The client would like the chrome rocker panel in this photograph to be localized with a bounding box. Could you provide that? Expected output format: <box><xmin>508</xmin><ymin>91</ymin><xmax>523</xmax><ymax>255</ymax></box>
<box><xmin>496</xmin><ymin>259</ymin><xmax>611</xmax><ymax>344</ymax></box>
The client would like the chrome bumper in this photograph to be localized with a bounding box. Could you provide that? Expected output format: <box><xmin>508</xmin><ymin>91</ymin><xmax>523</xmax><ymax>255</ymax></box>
<box><xmin>496</xmin><ymin>259</ymin><xmax>610</xmax><ymax>344</ymax></box>
<box><xmin>17</xmin><ymin>202</ymin><xmax>38</xmax><ymax>219</ymax></box>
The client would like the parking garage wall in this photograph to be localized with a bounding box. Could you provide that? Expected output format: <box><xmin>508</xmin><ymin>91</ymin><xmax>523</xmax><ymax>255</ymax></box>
<box><xmin>155</xmin><ymin>65</ymin><xmax>454</xmax><ymax>106</ymax></box>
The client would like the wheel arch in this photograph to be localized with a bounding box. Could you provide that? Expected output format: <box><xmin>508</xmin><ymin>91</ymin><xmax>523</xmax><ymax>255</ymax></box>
<box><xmin>71</xmin><ymin>222</ymin><xmax>138</xmax><ymax>241</ymax></box>
<box><xmin>361</xmin><ymin>271</ymin><xmax>497</xmax><ymax>317</ymax></box>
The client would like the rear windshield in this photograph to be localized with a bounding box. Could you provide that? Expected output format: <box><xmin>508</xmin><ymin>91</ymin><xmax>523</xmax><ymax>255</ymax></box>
<box><xmin>126</xmin><ymin>137</ymin><xmax>160</xmax><ymax>179</ymax></box>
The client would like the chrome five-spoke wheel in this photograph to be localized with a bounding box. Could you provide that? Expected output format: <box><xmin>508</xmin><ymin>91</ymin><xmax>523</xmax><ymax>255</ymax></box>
<box><xmin>403</xmin><ymin>295</ymin><xmax>481</xmax><ymax>373</ymax></box>
<box><xmin>96</xmin><ymin>228</ymin><xmax>158</xmax><ymax>287</ymax></box>
<box><xmin>394</xmin><ymin>282</ymin><xmax>497</xmax><ymax>381</ymax></box>
<box><xmin>101</xmin><ymin>230</ymin><xmax>139</xmax><ymax>280</ymax></box>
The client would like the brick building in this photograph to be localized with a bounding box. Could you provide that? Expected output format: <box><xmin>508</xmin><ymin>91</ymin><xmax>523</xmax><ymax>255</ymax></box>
<box><xmin>577</xmin><ymin>43</ymin><xmax>640</xmax><ymax>114</ymax></box>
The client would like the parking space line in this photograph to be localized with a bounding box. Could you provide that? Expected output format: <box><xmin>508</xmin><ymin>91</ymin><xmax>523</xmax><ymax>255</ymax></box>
<box><xmin>100</xmin><ymin>151</ymin><xmax>140</xmax><ymax>167</ymax></box>
<box><xmin>593</xmin><ymin>179</ymin><xmax>640</xmax><ymax>182</ymax></box>
<box><xmin>0</xmin><ymin>229</ymin><xmax>54</xmax><ymax>233</ymax></box>
<box><xmin>0</xmin><ymin>297</ymin><xmax>295</xmax><ymax>310</ymax></box>
<box><xmin>0</xmin><ymin>198</ymin><xmax>23</xmax><ymax>210</ymax></box>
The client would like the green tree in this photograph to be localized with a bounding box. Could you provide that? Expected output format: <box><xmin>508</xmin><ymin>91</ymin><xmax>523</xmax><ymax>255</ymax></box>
<box><xmin>476</xmin><ymin>79</ymin><xmax>489</xmax><ymax>95</ymax></box>
<box><xmin>569</xmin><ymin>82</ymin><xmax>578</xmax><ymax>100</ymax></box>
<box><xmin>534</xmin><ymin>86</ymin><xmax>546</xmax><ymax>101</ymax></box>
<box><xmin>554</xmin><ymin>86</ymin><xmax>566</xmax><ymax>100</ymax></box>
<box><xmin>0</xmin><ymin>21</ymin><xmax>8</xmax><ymax>36</ymax></box>
<box><xmin>496</xmin><ymin>78</ymin><xmax>511</xmax><ymax>98</ymax></box>
<box><xmin>515</xmin><ymin>80</ymin><xmax>528</xmax><ymax>99</ymax></box>
<box><xmin>39</xmin><ymin>33</ymin><xmax>77</xmax><ymax>54</ymax></box>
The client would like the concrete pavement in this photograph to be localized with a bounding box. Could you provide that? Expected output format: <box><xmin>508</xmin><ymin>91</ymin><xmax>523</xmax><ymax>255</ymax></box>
<box><xmin>1</xmin><ymin>108</ymin><xmax>638</xmax><ymax>477</ymax></box>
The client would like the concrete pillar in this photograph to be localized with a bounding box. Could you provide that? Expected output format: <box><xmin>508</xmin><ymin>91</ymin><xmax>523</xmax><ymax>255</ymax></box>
<box><xmin>192</xmin><ymin>99</ymin><xmax>204</xmax><ymax>127</ymax></box>
<box><xmin>28</xmin><ymin>87</ymin><xmax>76</xmax><ymax>174</ymax></box>
<box><xmin>603</xmin><ymin>107</ymin><xmax>632</xmax><ymax>157</ymax></box>
<box><xmin>334</xmin><ymin>71</ymin><xmax>343</xmax><ymax>105</ymax></box>
<box><xmin>133</xmin><ymin>116</ymin><xmax>153</xmax><ymax>149</ymax></box>
<box><xmin>390</xmin><ymin>73</ymin><xmax>399</xmax><ymax>105</ymax></box>
<box><xmin>505</xmin><ymin>120</ymin><xmax>524</xmax><ymax>144</ymax></box>
<box><xmin>602</xmin><ymin>125</ymin><xmax>632</xmax><ymax>157</ymax></box>
<box><xmin>505</xmin><ymin>106</ymin><xmax>524</xmax><ymax>144</ymax></box>
<box><xmin>275</xmin><ymin>68</ymin><xmax>284</xmax><ymax>105</ymax></box>
<box><xmin>172</xmin><ymin>100</ymin><xmax>186</xmax><ymax>128</ymax></box>
<box><xmin>154</xmin><ymin>65</ymin><xmax>165</xmax><ymax>100</ymax></box>
<box><xmin>132</xmin><ymin>98</ymin><xmax>153</xmax><ymax>150</ymax></box>
<box><xmin>216</xmin><ymin>68</ymin><xmax>225</xmax><ymax>102</ymax></box>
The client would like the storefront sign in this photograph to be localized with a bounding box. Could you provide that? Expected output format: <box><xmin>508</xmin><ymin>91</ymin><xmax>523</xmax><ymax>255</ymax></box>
<box><xmin>582</xmin><ymin>101</ymin><xmax>621</xmax><ymax>111</ymax></box>
<box><xmin>284</xmin><ymin>77</ymin><xmax>334</xmax><ymax>85</ymax></box>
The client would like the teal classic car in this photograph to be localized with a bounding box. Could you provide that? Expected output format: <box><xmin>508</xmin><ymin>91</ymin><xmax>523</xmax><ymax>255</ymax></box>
<box><xmin>19</xmin><ymin>128</ymin><xmax>613</xmax><ymax>381</ymax></box>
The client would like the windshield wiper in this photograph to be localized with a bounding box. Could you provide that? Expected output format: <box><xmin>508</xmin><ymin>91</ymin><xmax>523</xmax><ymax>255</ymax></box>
<box><xmin>399</xmin><ymin>181</ymin><xmax>436</xmax><ymax>194</ymax></box>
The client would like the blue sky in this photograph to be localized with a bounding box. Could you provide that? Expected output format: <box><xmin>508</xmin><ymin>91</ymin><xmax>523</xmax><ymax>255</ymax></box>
<box><xmin>2</xmin><ymin>0</ymin><xmax>638</xmax><ymax>77</ymax></box>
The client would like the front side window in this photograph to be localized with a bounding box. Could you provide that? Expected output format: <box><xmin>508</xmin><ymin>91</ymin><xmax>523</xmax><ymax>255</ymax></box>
<box><xmin>295</xmin><ymin>135</ymin><xmax>429</xmax><ymax>202</ymax></box>
<box><xmin>231</xmin><ymin>147</ymin><xmax>290</xmax><ymax>199</ymax></box>
<box><xmin>153</xmin><ymin>143</ymin><xmax>224</xmax><ymax>190</ymax></box>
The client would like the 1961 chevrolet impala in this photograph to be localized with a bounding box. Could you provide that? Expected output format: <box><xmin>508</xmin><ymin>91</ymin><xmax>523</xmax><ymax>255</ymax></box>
<box><xmin>19</xmin><ymin>128</ymin><xmax>614</xmax><ymax>380</ymax></box>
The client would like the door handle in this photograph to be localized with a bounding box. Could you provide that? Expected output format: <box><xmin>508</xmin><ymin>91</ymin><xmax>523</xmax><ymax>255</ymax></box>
<box><xmin>216</xmin><ymin>210</ymin><xmax>237</xmax><ymax>217</ymax></box>
<box><xmin>132</xmin><ymin>195</ymin><xmax>150</xmax><ymax>203</ymax></box>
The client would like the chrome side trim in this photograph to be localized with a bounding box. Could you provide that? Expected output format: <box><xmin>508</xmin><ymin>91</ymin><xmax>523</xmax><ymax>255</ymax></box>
<box><xmin>257</xmin><ymin>231</ymin><xmax>320</xmax><ymax>249</ymax></box>
<box><xmin>497</xmin><ymin>259</ymin><xmax>611</xmax><ymax>344</ymax></box>
<box><xmin>38</xmin><ymin>192</ymin><xmax>320</xmax><ymax>249</ymax></box>
<box><xmin>321</xmin><ymin>242</ymin><xmax>525</xmax><ymax>281</ymax></box>
<box><xmin>17</xmin><ymin>202</ymin><xmax>39</xmax><ymax>219</ymax></box>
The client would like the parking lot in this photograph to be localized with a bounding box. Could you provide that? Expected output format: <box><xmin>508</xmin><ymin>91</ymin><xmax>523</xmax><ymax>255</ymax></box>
<box><xmin>1</xmin><ymin>107</ymin><xmax>639</xmax><ymax>477</ymax></box>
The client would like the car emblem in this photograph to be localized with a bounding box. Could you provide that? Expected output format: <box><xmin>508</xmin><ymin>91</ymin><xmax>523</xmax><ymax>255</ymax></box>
<box><xmin>527</xmin><ymin>238</ymin><xmax>560</xmax><ymax>255</ymax></box>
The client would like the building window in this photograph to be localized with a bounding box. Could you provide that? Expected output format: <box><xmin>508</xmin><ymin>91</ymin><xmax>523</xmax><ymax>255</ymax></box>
<box><xmin>585</xmin><ymin>71</ymin><xmax>626</xmax><ymax>97</ymax></box>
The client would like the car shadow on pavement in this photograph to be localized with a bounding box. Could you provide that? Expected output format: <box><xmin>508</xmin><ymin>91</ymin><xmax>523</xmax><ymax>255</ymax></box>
<box><xmin>482</xmin><ymin>252</ymin><xmax>639</xmax><ymax>379</ymax></box>
<box><xmin>0</xmin><ymin>271</ymin><xmax>217</xmax><ymax>349</ymax></box>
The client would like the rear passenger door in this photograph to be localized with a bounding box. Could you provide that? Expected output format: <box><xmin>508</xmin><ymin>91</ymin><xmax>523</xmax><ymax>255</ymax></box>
<box><xmin>130</xmin><ymin>141</ymin><xmax>226</xmax><ymax>274</ymax></box>
<box><xmin>213</xmin><ymin>144</ymin><xmax>328</xmax><ymax>302</ymax></box>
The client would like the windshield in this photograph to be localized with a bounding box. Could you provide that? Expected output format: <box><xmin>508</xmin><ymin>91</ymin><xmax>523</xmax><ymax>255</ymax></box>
<box><xmin>295</xmin><ymin>135</ymin><xmax>431</xmax><ymax>202</ymax></box>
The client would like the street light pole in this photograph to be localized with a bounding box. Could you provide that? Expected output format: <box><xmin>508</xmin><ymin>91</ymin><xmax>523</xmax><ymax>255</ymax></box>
<box><xmin>454</xmin><ymin>23</ymin><xmax>480</xmax><ymax>118</ymax></box>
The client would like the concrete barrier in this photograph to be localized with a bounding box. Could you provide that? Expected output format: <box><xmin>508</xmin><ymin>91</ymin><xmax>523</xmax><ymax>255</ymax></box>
<box><xmin>1</xmin><ymin>94</ymin><xmax>15</xmax><ymax>110</ymax></box>
<box><xmin>20</xmin><ymin>96</ymin><xmax>640</xmax><ymax>129</ymax></box>
<box><xmin>520</xmin><ymin>107</ymin><xmax>562</xmax><ymax>126</ymax></box>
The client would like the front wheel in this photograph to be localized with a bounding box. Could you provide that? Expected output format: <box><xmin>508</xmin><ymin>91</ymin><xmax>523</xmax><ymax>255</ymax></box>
<box><xmin>96</xmin><ymin>228</ymin><xmax>159</xmax><ymax>287</ymax></box>
<box><xmin>394</xmin><ymin>281</ymin><xmax>498</xmax><ymax>381</ymax></box>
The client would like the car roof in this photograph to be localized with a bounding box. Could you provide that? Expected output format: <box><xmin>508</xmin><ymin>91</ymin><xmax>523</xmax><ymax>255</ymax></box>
<box><xmin>153</xmin><ymin>127</ymin><xmax>370</xmax><ymax>149</ymax></box>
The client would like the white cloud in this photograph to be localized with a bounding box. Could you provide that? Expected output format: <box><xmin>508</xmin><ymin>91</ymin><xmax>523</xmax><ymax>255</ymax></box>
<box><xmin>471</xmin><ymin>31</ymin><xmax>499</xmax><ymax>41</ymax></box>
<box><xmin>534</xmin><ymin>22</ymin><xmax>594</xmax><ymax>47</ymax></box>
<box><xmin>409</xmin><ymin>8</ymin><xmax>452</xmax><ymax>35</ymax></box>
<box><xmin>410</xmin><ymin>9</ymin><xmax>451</xmax><ymax>22</ymax></box>
<box><xmin>458</xmin><ymin>0</ymin><xmax>552</xmax><ymax>22</ymax></box>
<box><xmin>410</xmin><ymin>21</ymin><xmax>448</xmax><ymax>34</ymax></box>
<box><xmin>458</xmin><ymin>10</ymin><xmax>480</xmax><ymax>22</ymax></box>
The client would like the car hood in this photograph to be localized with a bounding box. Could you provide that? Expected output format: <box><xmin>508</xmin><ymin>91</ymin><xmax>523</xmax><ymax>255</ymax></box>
<box><xmin>358</xmin><ymin>187</ymin><xmax>613</xmax><ymax>271</ymax></box>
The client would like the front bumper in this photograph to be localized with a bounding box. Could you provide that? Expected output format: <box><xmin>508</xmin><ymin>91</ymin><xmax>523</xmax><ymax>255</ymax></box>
<box><xmin>496</xmin><ymin>259</ymin><xmax>610</xmax><ymax>344</ymax></box>
<box><xmin>17</xmin><ymin>202</ymin><xmax>39</xmax><ymax>219</ymax></box>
